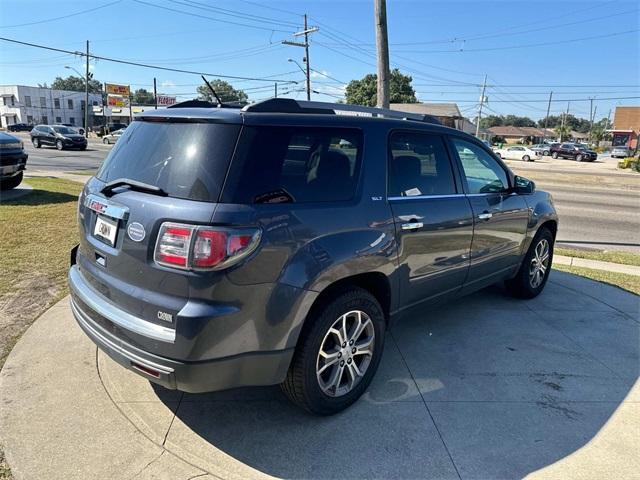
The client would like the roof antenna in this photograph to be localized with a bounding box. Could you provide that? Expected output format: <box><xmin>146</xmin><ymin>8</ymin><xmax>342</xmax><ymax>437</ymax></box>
<box><xmin>201</xmin><ymin>75</ymin><xmax>223</xmax><ymax>107</ymax></box>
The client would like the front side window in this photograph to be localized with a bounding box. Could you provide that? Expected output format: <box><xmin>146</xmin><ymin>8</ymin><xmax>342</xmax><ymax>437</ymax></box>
<box><xmin>224</xmin><ymin>127</ymin><xmax>363</xmax><ymax>204</ymax></box>
<box><xmin>451</xmin><ymin>138</ymin><xmax>509</xmax><ymax>194</ymax></box>
<box><xmin>388</xmin><ymin>132</ymin><xmax>456</xmax><ymax>197</ymax></box>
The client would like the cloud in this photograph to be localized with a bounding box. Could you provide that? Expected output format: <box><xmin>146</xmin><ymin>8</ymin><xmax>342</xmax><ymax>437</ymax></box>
<box><xmin>310</xmin><ymin>69</ymin><xmax>330</xmax><ymax>79</ymax></box>
<box><xmin>161</xmin><ymin>80</ymin><xmax>176</xmax><ymax>87</ymax></box>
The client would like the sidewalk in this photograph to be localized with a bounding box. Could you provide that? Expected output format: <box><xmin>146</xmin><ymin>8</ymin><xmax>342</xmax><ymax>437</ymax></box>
<box><xmin>0</xmin><ymin>272</ymin><xmax>638</xmax><ymax>480</ymax></box>
<box><xmin>554</xmin><ymin>255</ymin><xmax>640</xmax><ymax>276</ymax></box>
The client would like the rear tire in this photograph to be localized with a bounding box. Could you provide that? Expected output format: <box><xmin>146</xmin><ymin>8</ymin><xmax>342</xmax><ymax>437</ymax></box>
<box><xmin>281</xmin><ymin>287</ymin><xmax>385</xmax><ymax>415</ymax></box>
<box><xmin>523</xmin><ymin>155</ymin><xmax>530</xmax><ymax>162</ymax></box>
<box><xmin>0</xmin><ymin>171</ymin><xmax>23</xmax><ymax>190</ymax></box>
<box><xmin>32</xmin><ymin>138</ymin><xmax>41</xmax><ymax>148</ymax></box>
<box><xmin>506</xmin><ymin>227</ymin><xmax>554</xmax><ymax>299</ymax></box>
<box><xmin>103</xmin><ymin>138</ymin><xmax>109</xmax><ymax>144</ymax></box>
<box><xmin>576</xmin><ymin>154</ymin><xmax>583</xmax><ymax>162</ymax></box>
<box><xmin>496</xmin><ymin>153</ymin><xmax>502</xmax><ymax>158</ymax></box>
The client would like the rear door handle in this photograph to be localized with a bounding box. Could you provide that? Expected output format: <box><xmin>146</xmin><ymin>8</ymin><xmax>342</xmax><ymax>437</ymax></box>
<box><xmin>477</xmin><ymin>212</ymin><xmax>493</xmax><ymax>220</ymax></box>
<box><xmin>401</xmin><ymin>221</ymin><xmax>423</xmax><ymax>230</ymax></box>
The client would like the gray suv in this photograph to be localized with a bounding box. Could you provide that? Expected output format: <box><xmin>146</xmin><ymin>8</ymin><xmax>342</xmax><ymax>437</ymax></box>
<box><xmin>69</xmin><ymin>99</ymin><xmax>558</xmax><ymax>415</ymax></box>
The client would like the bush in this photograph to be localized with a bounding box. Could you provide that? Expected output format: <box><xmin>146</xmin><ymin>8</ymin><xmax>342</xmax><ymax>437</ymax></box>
<box><xmin>618</xmin><ymin>157</ymin><xmax>639</xmax><ymax>171</ymax></box>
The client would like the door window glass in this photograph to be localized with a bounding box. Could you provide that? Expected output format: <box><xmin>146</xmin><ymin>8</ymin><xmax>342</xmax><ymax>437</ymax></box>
<box><xmin>388</xmin><ymin>132</ymin><xmax>456</xmax><ymax>197</ymax></box>
<box><xmin>452</xmin><ymin>138</ymin><xmax>509</xmax><ymax>194</ymax></box>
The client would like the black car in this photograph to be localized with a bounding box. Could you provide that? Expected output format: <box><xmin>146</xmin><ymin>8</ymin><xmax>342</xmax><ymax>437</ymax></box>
<box><xmin>69</xmin><ymin>99</ymin><xmax>558</xmax><ymax>415</ymax></box>
<box><xmin>30</xmin><ymin>125</ymin><xmax>87</xmax><ymax>150</ymax></box>
<box><xmin>550</xmin><ymin>142</ymin><xmax>597</xmax><ymax>162</ymax></box>
<box><xmin>7</xmin><ymin>123</ymin><xmax>32</xmax><ymax>132</ymax></box>
<box><xmin>0</xmin><ymin>132</ymin><xmax>28</xmax><ymax>190</ymax></box>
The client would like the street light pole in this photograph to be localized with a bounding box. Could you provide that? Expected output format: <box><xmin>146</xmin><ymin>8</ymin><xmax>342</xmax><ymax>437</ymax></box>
<box><xmin>85</xmin><ymin>40</ymin><xmax>89</xmax><ymax>137</ymax></box>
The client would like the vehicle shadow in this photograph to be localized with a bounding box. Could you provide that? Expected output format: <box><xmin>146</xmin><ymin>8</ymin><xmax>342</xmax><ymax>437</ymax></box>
<box><xmin>153</xmin><ymin>273</ymin><xmax>639</xmax><ymax>479</ymax></box>
<box><xmin>0</xmin><ymin>186</ymin><xmax>78</xmax><ymax>205</ymax></box>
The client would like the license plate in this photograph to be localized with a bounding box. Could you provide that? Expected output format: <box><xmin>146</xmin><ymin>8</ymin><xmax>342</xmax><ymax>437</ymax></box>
<box><xmin>94</xmin><ymin>215</ymin><xmax>118</xmax><ymax>246</ymax></box>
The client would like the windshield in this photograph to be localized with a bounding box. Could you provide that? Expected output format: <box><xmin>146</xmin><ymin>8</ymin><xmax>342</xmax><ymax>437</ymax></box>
<box><xmin>53</xmin><ymin>126</ymin><xmax>76</xmax><ymax>134</ymax></box>
<box><xmin>96</xmin><ymin>120</ymin><xmax>240</xmax><ymax>202</ymax></box>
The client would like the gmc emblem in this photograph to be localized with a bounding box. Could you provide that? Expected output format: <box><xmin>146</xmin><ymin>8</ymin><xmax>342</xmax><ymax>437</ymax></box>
<box><xmin>88</xmin><ymin>200</ymin><xmax>107</xmax><ymax>214</ymax></box>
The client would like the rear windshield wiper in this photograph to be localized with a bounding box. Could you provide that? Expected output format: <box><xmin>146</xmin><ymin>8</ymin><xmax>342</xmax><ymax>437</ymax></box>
<box><xmin>101</xmin><ymin>178</ymin><xmax>168</xmax><ymax>197</ymax></box>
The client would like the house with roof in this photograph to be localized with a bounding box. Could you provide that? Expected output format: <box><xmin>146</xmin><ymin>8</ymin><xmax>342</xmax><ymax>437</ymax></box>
<box><xmin>486</xmin><ymin>126</ymin><xmax>556</xmax><ymax>144</ymax></box>
<box><xmin>390</xmin><ymin>103</ymin><xmax>463</xmax><ymax>129</ymax></box>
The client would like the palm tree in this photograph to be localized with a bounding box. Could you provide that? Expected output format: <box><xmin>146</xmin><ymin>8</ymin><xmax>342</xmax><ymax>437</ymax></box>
<box><xmin>555</xmin><ymin>124</ymin><xmax>570</xmax><ymax>142</ymax></box>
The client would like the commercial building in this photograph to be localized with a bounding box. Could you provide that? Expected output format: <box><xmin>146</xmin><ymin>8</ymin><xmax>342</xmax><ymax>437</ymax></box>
<box><xmin>609</xmin><ymin>106</ymin><xmax>639</xmax><ymax>150</ymax></box>
<box><xmin>0</xmin><ymin>85</ymin><xmax>102</xmax><ymax>129</ymax></box>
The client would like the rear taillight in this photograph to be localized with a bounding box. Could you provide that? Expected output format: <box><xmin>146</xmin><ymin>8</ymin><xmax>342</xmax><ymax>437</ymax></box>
<box><xmin>154</xmin><ymin>222</ymin><xmax>261</xmax><ymax>271</ymax></box>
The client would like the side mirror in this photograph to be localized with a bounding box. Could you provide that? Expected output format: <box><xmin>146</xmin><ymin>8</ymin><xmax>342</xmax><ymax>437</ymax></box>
<box><xmin>514</xmin><ymin>175</ymin><xmax>535</xmax><ymax>194</ymax></box>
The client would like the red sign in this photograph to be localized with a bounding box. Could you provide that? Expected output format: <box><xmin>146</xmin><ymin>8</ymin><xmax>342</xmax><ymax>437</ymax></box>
<box><xmin>157</xmin><ymin>95</ymin><xmax>177</xmax><ymax>106</ymax></box>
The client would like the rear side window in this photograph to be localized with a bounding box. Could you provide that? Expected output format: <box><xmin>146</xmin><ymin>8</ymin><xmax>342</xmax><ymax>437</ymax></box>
<box><xmin>223</xmin><ymin>127</ymin><xmax>362</xmax><ymax>204</ymax></box>
<box><xmin>388</xmin><ymin>132</ymin><xmax>456</xmax><ymax>197</ymax></box>
<box><xmin>96</xmin><ymin>121</ymin><xmax>240</xmax><ymax>202</ymax></box>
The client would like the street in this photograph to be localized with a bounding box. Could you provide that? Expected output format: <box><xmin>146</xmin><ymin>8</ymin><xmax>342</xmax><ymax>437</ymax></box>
<box><xmin>15</xmin><ymin>132</ymin><xmax>640</xmax><ymax>252</ymax></box>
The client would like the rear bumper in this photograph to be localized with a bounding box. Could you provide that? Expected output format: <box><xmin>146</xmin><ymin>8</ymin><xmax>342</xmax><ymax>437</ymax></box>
<box><xmin>68</xmin><ymin>265</ymin><xmax>294</xmax><ymax>392</ymax></box>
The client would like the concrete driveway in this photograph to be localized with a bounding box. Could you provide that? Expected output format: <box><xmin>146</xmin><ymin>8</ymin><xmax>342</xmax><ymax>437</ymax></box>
<box><xmin>1</xmin><ymin>271</ymin><xmax>638</xmax><ymax>479</ymax></box>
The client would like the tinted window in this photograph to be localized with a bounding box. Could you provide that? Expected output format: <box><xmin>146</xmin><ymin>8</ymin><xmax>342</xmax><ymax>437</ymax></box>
<box><xmin>388</xmin><ymin>132</ymin><xmax>456</xmax><ymax>197</ymax></box>
<box><xmin>451</xmin><ymin>138</ymin><xmax>509</xmax><ymax>194</ymax></box>
<box><xmin>223</xmin><ymin>127</ymin><xmax>362</xmax><ymax>204</ymax></box>
<box><xmin>96</xmin><ymin>121</ymin><xmax>240</xmax><ymax>202</ymax></box>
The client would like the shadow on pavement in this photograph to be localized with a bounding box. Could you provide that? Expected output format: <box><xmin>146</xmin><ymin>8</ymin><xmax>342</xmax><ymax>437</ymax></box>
<box><xmin>150</xmin><ymin>273</ymin><xmax>638</xmax><ymax>479</ymax></box>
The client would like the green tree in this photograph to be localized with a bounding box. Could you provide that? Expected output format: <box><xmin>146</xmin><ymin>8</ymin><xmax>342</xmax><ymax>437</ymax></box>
<box><xmin>197</xmin><ymin>79</ymin><xmax>248</xmax><ymax>105</ymax></box>
<box><xmin>345</xmin><ymin>69</ymin><xmax>417</xmax><ymax>107</ymax></box>
<box><xmin>132</xmin><ymin>88</ymin><xmax>155</xmax><ymax>105</ymax></box>
<box><xmin>479</xmin><ymin>115</ymin><xmax>503</xmax><ymax>129</ymax></box>
<box><xmin>555</xmin><ymin>123</ymin><xmax>571</xmax><ymax>142</ymax></box>
<box><xmin>51</xmin><ymin>74</ymin><xmax>102</xmax><ymax>93</ymax></box>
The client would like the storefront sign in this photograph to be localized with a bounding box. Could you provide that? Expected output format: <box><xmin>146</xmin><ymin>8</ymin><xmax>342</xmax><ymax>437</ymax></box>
<box><xmin>105</xmin><ymin>83</ymin><xmax>130</xmax><ymax>96</ymax></box>
<box><xmin>157</xmin><ymin>95</ymin><xmax>177</xmax><ymax>106</ymax></box>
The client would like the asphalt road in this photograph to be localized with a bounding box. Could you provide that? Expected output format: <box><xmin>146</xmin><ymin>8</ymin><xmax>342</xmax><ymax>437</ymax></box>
<box><xmin>15</xmin><ymin>132</ymin><xmax>640</xmax><ymax>252</ymax></box>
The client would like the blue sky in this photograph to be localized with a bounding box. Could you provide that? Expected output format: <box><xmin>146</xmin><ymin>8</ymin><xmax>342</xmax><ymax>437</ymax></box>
<box><xmin>1</xmin><ymin>0</ymin><xmax>638</xmax><ymax>121</ymax></box>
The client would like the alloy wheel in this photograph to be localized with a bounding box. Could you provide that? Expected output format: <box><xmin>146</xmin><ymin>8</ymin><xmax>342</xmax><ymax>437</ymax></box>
<box><xmin>529</xmin><ymin>238</ymin><xmax>550</xmax><ymax>289</ymax></box>
<box><xmin>316</xmin><ymin>310</ymin><xmax>375</xmax><ymax>397</ymax></box>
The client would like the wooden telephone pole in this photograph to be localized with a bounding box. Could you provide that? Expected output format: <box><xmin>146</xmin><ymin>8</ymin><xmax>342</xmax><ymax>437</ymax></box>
<box><xmin>374</xmin><ymin>0</ymin><xmax>390</xmax><ymax>108</ymax></box>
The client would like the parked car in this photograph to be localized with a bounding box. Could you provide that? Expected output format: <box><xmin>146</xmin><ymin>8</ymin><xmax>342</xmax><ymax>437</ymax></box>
<box><xmin>102</xmin><ymin>128</ymin><xmax>125</xmax><ymax>144</ymax></box>
<box><xmin>494</xmin><ymin>145</ymin><xmax>538</xmax><ymax>162</ymax></box>
<box><xmin>550</xmin><ymin>142</ymin><xmax>597</xmax><ymax>162</ymax></box>
<box><xmin>106</xmin><ymin>123</ymin><xmax>128</xmax><ymax>133</ymax></box>
<box><xmin>530</xmin><ymin>143</ymin><xmax>555</xmax><ymax>156</ymax></box>
<box><xmin>30</xmin><ymin>124</ymin><xmax>87</xmax><ymax>150</ymax></box>
<box><xmin>7</xmin><ymin>123</ymin><xmax>32</xmax><ymax>132</ymax></box>
<box><xmin>69</xmin><ymin>99</ymin><xmax>558</xmax><ymax>415</ymax></box>
<box><xmin>611</xmin><ymin>145</ymin><xmax>634</xmax><ymax>158</ymax></box>
<box><xmin>0</xmin><ymin>132</ymin><xmax>28</xmax><ymax>190</ymax></box>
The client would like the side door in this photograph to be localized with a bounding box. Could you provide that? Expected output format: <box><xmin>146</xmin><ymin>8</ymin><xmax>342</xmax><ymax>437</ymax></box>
<box><xmin>388</xmin><ymin>130</ymin><xmax>474</xmax><ymax>310</ymax></box>
<box><xmin>43</xmin><ymin>126</ymin><xmax>56</xmax><ymax>145</ymax></box>
<box><xmin>448</xmin><ymin>136</ymin><xmax>530</xmax><ymax>292</ymax></box>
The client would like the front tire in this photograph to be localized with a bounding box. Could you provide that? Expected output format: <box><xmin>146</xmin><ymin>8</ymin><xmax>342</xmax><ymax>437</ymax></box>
<box><xmin>0</xmin><ymin>171</ymin><xmax>23</xmax><ymax>190</ymax></box>
<box><xmin>32</xmin><ymin>138</ymin><xmax>41</xmax><ymax>148</ymax></box>
<box><xmin>523</xmin><ymin>155</ymin><xmax>530</xmax><ymax>162</ymax></box>
<box><xmin>103</xmin><ymin>138</ymin><xmax>109</xmax><ymax>144</ymax></box>
<box><xmin>281</xmin><ymin>287</ymin><xmax>385</xmax><ymax>415</ymax></box>
<box><xmin>506</xmin><ymin>227</ymin><xmax>554</xmax><ymax>299</ymax></box>
<box><xmin>551</xmin><ymin>152</ymin><xmax>558</xmax><ymax>159</ymax></box>
<box><xmin>576</xmin><ymin>154</ymin><xmax>583</xmax><ymax>162</ymax></box>
<box><xmin>56</xmin><ymin>140</ymin><xmax>64</xmax><ymax>151</ymax></box>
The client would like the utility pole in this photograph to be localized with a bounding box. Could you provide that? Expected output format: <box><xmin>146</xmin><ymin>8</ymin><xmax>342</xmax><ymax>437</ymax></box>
<box><xmin>274</xmin><ymin>83</ymin><xmax>278</xmax><ymax>98</ymax></box>
<box><xmin>153</xmin><ymin>77</ymin><xmax>158</xmax><ymax>109</ymax></box>
<box><xmin>475</xmin><ymin>75</ymin><xmax>487</xmax><ymax>138</ymax></box>
<box><xmin>589</xmin><ymin>105</ymin><xmax>597</xmax><ymax>143</ymax></box>
<box><xmin>588</xmin><ymin>97</ymin><xmax>594</xmax><ymax>142</ymax></box>
<box><xmin>542</xmin><ymin>90</ymin><xmax>553</xmax><ymax>143</ymax></box>
<box><xmin>374</xmin><ymin>0</ymin><xmax>390</xmax><ymax>108</ymax></box>
<box><xmin>560</xmin><ymin>101</ymin><xmax>570</xmax><ymax>141</ymax></box>
<box><xmin>282</xmin><ymin>16</ymin><xmax>318</xmax><ymax>101</ymax></box>
<box><xmin>85</xmin><ymin>40</ymin><xmax>89</xmax><ymax>137</ymax></box>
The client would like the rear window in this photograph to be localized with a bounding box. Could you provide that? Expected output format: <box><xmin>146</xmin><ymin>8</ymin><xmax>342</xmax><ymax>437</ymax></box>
<box><xmin>96</xmin><ymin>120</ymin><xmax>240</xmax><ymax>202</ymax></box>
<box><xmin>222</xmin><ymin>127</ymin><xmax>362</xmax><ymax>204</ymax></box>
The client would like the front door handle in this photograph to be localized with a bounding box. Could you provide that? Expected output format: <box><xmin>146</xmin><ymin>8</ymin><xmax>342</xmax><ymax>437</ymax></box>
<box><xmin>401</xmin><ymin>221</ymin><xmax>423</xmax><ymax>230</ymax></box>
<box><xmin>477</xmin><ymin>212</ymin><xmax>493</xmax><ymax>220</ymax></box>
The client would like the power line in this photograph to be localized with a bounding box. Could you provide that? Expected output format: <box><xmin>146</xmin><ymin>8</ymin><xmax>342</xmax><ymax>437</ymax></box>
<box><xmin>170</xmin><ymin>0</ymin><xmax>300</xmax><ymax>28</ymax></box>
<box><xmin>0</xmin><ymin>36</ymin><xmax>299</xmax><ymax>84</ymax></box>
<box><xmin>133</xmin><ymin>0</ymin><xmax>295</xmax><ymax>34</ymax></box>
<box><xmin>0</xmin><ymin>0</ymin><xmax>123</xmax><ymax>28</ymax></box>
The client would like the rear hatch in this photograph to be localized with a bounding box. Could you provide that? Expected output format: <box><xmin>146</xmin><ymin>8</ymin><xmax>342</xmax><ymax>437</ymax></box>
<box><xmin>75</xmin><ymin>116</ymin><xmax>242</xmax><ymax>357</ymax></box>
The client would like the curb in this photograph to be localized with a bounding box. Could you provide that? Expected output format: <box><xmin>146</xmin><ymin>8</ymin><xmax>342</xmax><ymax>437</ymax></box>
<box><xmin>553</xmin><ymin>255</ymin><xmax>640</xmax><ymax>277</ymax></box>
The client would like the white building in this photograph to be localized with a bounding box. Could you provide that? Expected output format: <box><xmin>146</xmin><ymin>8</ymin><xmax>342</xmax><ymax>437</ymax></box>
<box><xmin>0</xmin><ymin>85</ymin><xmax>102</xmax><ymax>129</ymax></box>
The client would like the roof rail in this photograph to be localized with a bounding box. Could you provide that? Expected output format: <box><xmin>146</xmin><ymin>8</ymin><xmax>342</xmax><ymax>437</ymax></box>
<box><xmin>242</xmin><ymin>99</ymin><xmax>441</xmax><ymax>125</ymax></box>
<box><xmin>167</xmin><ymin>99</ymin><xmax>244</xmax><ymax>109</ymax></box>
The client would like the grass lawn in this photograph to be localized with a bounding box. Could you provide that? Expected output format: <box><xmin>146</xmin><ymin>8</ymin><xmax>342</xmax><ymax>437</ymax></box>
<box><xmin>553</xmin><ymin>264</ymin><xmax>640</xmax><ymax>296</ymax></box>
<box><xmin>556</xmin><ymin>247</ymin><xmax>640</xmax><ymax>267</ymax></box>
<box><xmin>0</xmin><ymin>177</ymin><xmax>82</xmax><ymax>369</ymax></box>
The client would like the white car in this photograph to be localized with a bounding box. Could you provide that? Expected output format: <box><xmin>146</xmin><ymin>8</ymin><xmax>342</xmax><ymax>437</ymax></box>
<box><xmin>493</xmin><ymin>145</ymin><xmax>538</xmax><ymax>162</ymax></box>
<box><xmin>102</xmin><ymin>128</ymin><xmax>125</xmax><ymax>144</ymax></box>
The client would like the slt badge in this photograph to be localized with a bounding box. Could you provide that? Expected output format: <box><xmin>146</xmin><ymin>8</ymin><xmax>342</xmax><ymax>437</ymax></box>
<box><xmin>127</xmin><ymin>222</ymin><xmax>146</xmax><ymax>242</ymax></box>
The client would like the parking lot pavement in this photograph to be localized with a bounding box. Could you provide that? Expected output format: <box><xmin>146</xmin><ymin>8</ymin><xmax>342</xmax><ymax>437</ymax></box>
<box><xmin>1</xmin><ymin>271</ymin><xmax>638</xmax><ymax>480</ymax></box>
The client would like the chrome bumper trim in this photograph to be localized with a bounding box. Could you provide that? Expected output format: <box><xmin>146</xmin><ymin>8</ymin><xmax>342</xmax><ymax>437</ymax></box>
<box><xmin>71</xmin><ymin>299</ymin><xmax>174</xmax><ymax>375</ymax></box>
<box><xmin>68</xmin><ymin>265</ymin><xmax>176</xmax><ymax>343</ymax></box>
